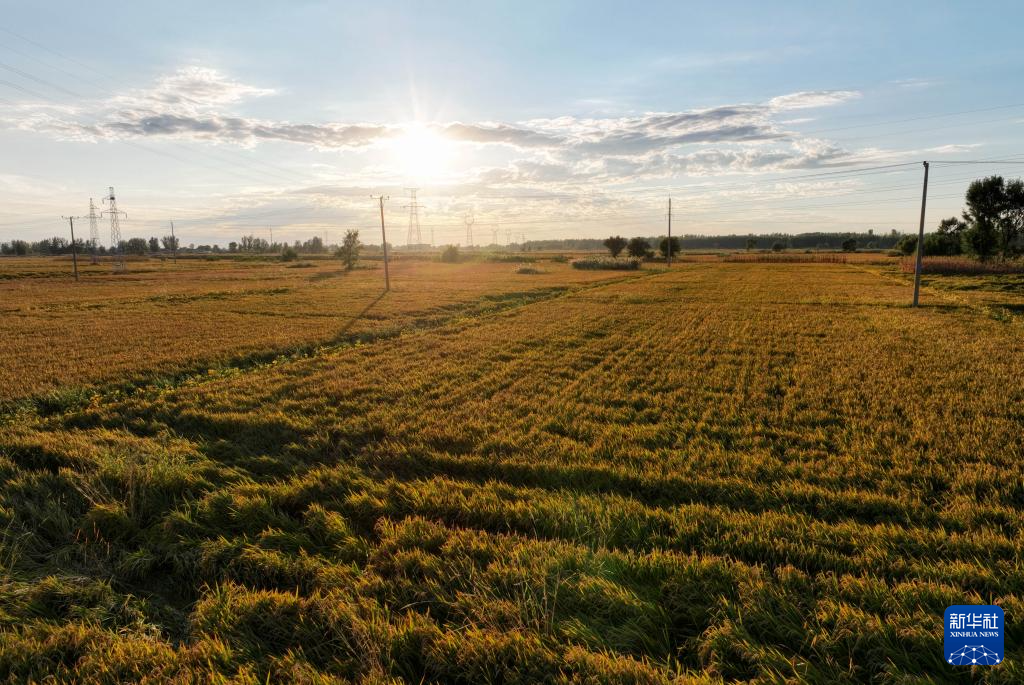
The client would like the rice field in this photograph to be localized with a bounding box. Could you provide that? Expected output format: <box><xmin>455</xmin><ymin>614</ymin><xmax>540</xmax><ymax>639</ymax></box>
<box><xmin>1</xmin><ymin>256</ymin><xmax>1022</xmax><ymax>683</ymax></box>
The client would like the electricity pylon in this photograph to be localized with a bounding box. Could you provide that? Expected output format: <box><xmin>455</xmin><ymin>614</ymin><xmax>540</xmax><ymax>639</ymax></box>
<box><xmin>87</xmin><ymin>198</ymin><xmax>100</xmax><ymax>264</ymax></box>
<box><xmin>403</xmin><ymin>188</ymin><xmax>423</xmax><ymax>248</ymax></box>
<box><xmin>464</xmin><ymin>212</ymin><xmax>474</xmax><ymax>247</ymax></box>
<box><xmin>100</xmin><ymin>186</ymin><xmax>127</xmax><ymax>271</ymax></box>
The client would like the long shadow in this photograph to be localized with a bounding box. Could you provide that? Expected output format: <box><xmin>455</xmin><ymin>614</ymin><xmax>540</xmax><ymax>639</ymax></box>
<box><xmin>331</xmin><ymin>290</ymin><xmax>388</xmax><ymax>340</ymax></box>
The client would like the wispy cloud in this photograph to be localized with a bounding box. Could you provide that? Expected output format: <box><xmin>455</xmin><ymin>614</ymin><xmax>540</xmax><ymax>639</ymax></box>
<box><xmin>0</xmin><ymin>66</ymin><xmax>875</xmax><ymax>193</ymax></box>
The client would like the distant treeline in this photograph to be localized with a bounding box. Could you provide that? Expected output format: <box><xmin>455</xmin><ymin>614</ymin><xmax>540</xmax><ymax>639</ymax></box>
<box><xmin>0</xmin><ymin>233</ymin><xmax>335</xmax><ymax>257</ymax></box>
<box><xmin>523</xmin><ymin>230</ymin><xmax>909</xmax><ymax>252</ymax></box>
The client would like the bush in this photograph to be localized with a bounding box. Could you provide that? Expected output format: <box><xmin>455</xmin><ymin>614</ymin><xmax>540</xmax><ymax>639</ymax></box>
<box><xmin>549</xmin><ymin>255</ymin><xmax>569</xmax><ymax>263</ymax></box>
<box><xmin>440</xmin><ymin>245</ymin><xmax>460</xmax><ymax>263</ymax></box>
<box><xmin>841</xmin><ymin>238</ymin><xmax>857</xmax><ymax>252</ymax></box>
<box><xmin>571</xmin><ymin>257</ymin><xmax>641</xmax><ymax>271</ymax></box>
<box><xmin>280</xmin><ymin>246</ymin><xmax>298</xmax><ymax>262</ymax></box>
<box><xmin>515</xmin><ymin>266</ymin><xmax>543</xmax><ymax>275</ymax></box>
<box><xmin>771</xmin><ymin>242</ymin><xmax>785</xmax><ymax>253</ymax></box>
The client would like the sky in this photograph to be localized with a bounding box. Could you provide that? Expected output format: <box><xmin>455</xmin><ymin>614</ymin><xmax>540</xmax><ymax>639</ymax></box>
<box><xmin>1</xmin><ymin>0</ymin><xmax>1023</xmax><ymax>247</ymax></box>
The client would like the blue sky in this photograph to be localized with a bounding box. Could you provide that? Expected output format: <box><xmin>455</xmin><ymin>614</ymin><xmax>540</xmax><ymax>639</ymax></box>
<box><xmin>1</xmin><ymin>0</ymin><xmax>1023</xmax><ymax>245</ymax></box>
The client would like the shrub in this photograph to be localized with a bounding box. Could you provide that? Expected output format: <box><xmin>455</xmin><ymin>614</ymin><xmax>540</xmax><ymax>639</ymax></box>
<box><xmin>515</xmin><ymin>266</ymin><xmax>543</xmax><ymax>275</ymax></box>
<box><xmin>571</xmin><ymin>257</ymin><xmax>641</xmax><ymax>271</ymax></box>
<box><xmin>280</xmin><ymin>246</ymin><xmax>298</xmax><ymax>262</ymax></box>
<box><xmin>440</xmin><ymin>245</ymin><xmax>460</xmax><ymax>263</ymax></box>
<box><xmin>771</xmin><ymin>242</ymin><xmax>785</xmax><ymax>253</ymax></box>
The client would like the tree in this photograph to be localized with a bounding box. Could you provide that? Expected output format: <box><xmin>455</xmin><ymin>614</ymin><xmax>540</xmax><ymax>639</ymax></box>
<box><xmin>896</xmin><ymin>235</ymin><xmax>917</xmax><ymax>255</ymax></box>
<box><xmin>147</xmin><ymin>237</ymin><xmax>160</xmax><ymax>253</ymax></box>
<box><xmin>963</xmin><ymin>176</ymin><xmax>1015</xmax><ymax>259</ymax></box>
<box><xmin>603</xmin><ymin>235</ymin><xmax>628</xmax><ymax>257</ymax></box>
<box><xmin>659</xmin><ymin>236</ymin><xmax>680</xmax><ymax>259</ymax></box>
<box><xmin>745</xmin><ymin>237</ymin><xmax>757</xmax><ymax>251</ymax></box>
<box><xmin>841</xmin><ymin>238</ymin><xmax>857</xmax><ymax>252</ymax></box>
<box><xmin>440</xmin><ymin>245</ymin><xmax>460</xmax><ymax>263</ymax></box>
<box><xmin>336</xmin><ymin>229</ymin><xmax>361</xmax><ymax>270</ymax></box>
<box><xmin>626</xmin><ymin>237</ymin><xmax>650</xmax><ymax>258</ymax></box>
<box><xmin>922</xmin><ymin>217</ymin><xmax>966</xmax><ymax>256</ymax></box>
<box><xmin>771</xmin><ymin>241</ymin><xmax>785</xmax><ymax>253</ymax></box>
<box><xmin>962</xmin><ymin>221</ymin><xmax>998</xmax><ymax>260</ymax></box>
<box><xmin>303</xmin><ymin>236</ymin><xmax>325</xmax><ymax>253</ymax></box>
<box><xmin>280</xmin><ymin>245</ymin><xmax>298</xmax><ymax>262</ymax></box>
<box><xmin>161</xmin><ymin>235</ymin><xmax>179</xmax><ymax>252</ymax></box>
<box><xmin>125</xmin><ymin>237</ymin><xmax>148</xmax><ymax>255</ymax></box>
<box><xmin>1003</xmin><ymin>178</ymin><xmax>1024</xmax><ymax>256</ymax></box>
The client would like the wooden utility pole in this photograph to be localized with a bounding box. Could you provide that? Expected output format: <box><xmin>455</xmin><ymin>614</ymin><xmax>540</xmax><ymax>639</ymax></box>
<box><xmin>374</xmin><ymin>195</ymin><xmax>391</xmax><ymax>291</ymax></box>
<box><xmin>912</xmin><ymin>161</ymin><xmax>930</xmax><ymax>307</ymax></box>
<box><xmin>62</xmin><ymin>215</ymin><xmax>82</xmax><ymax>281</ymax></box>
<box><xmin>667</xmin><ymin>197</ymin><xmax>672</xmax><ymax>267</ymax></box>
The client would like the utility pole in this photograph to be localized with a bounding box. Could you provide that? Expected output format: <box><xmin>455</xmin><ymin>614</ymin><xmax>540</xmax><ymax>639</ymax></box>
<box><xmin>667</xmin><ymin>197</ymin><xmax>673</xmax><ymax>267</ymax></box>
<box><xmin>373</xmin><ymin>195</ymin><xmax>391</xmax><ymax>291</ymax></box>
<box><xmin>268</xmin><ymin>225</ymin><xmax>273</xmax><ymax>247</ymax></box>
<box><xmin>61</xmin><ymin>214</ymin><xmax>83</xmax><ymax>281</ymax></box>
<box><xmin>912</xmin><ymin>161</ymin><xmax>930</xmax><ymax>307</ymax></box>
<box><xmin>170</xmin><ymin>220</ymin><xmax>177</xmax><ymax>264</ymax></box>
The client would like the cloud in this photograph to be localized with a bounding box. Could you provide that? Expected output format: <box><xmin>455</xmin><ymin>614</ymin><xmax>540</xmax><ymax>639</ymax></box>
<box><xmin>437</xmin><ymin>122</ymin><xmax>562</xmax><ymax>148</ymax></box>
<box><xmin>0</xmin><ymin>67</ymin><xmax>875</xmax><ymax>196</ymax></box>
<box><xmin>122</xmin><ymin>66</ymin><xmax>275</xmax><ymax>112</ymax></box>
<box><xmin>767</xmin><ymin>90</ymin><xmax>861</xmax><ymax>111</ymax></box>
<box><xmin>890</xmin><ymin>78</ymin><xmax>940</xmax><ymax>90</ymax></box>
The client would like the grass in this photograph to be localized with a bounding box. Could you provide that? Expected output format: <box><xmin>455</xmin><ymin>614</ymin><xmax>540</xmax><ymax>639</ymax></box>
<box><xmin>0</xmin><ymin>258</ymin><xmax>1022</xmax><ymax>682</ymax></box>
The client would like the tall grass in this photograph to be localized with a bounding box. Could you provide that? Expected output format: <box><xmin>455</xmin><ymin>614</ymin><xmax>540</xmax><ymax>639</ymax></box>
<box><xmin>900</xmin><ymin>256</ymin><xmax>1024</xmax><ymax>274</ymax></box>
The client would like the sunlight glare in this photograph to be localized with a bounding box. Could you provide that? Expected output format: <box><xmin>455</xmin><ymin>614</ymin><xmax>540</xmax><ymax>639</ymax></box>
<box><xmin>390</xmin><ymin>124</ymin><xmax>454</xmax><ymax>182</ymax></box>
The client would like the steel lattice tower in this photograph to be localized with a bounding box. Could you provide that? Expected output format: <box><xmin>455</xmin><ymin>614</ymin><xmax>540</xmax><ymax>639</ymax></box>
<box><xmin>403</xmin><ymin>188</ymin><xmax>422</xmax><ymax>248</ymax></box>
<box><xmin>101</xmin><ymin>186</ymin><xmax>128</xmax><ymax>271</ymax></box>
<box><xmin>87</xmin><ymin>198</ymin><xmax>100</xmax><ymax>264</ymax></box>
<box><xmin>464</xmin><ymin>212</ymin><xmax>474</xmax><ymax>247</ymax></box>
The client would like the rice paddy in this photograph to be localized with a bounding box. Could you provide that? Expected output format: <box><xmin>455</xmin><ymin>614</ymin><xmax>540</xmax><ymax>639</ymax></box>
<box><xmin>1</xmin><ymin>256</ymin><xmax>1022</xmax><ymax>683</ymax></box>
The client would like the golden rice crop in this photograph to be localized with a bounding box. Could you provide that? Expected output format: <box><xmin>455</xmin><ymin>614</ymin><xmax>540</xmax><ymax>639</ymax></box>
<box><xmin>0</xmin><ymin>259</ymin><xmax>1022</xmax><ymax>682</ymax></box>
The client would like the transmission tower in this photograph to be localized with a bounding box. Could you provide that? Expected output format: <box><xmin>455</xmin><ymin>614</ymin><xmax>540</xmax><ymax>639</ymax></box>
<box><xmin>403</xmin><ymin>188</ymin><xmax>423</xmax><ymax>248</ymax></box>
<box><xmin>506</xmin><ymin>227</ymin><xmax>513</xmax><ymax>245</ymax></box>
<box><xmin>464</xmin><ymin>212</ymin><xmax>475</xmax><ymax>247</ymax></box>
<box><xmin>87</xmin><ymin>198</ymin><xmax>100</xmax><ymax>264</ymax></box>
<box><xmin>491</xmin><ymin>224</ymin><xmax>498</xmax><ymax>246</ymax></box>
<box><xmin>101</xmin><ymin>186</ymin><xmax>127</xmax><ymax>271</ymax></box>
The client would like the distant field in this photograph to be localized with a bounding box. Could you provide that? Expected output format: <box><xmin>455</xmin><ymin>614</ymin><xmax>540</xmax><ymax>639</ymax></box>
<box><xmin>1</xmin><ymin>257</ymin><xmax>1023</xmax><ymax>682</ymax></box>
<box><xmin>0</xmin><ymin>256</ymin><xmax>620</xmax><ymax>402</ymax></box>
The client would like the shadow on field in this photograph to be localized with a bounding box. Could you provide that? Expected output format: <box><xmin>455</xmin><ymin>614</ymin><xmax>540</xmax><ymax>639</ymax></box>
<box><xmin>329</xmin><ymin>291</ymin><xmax>387</xmax><ymax>340</ymax></box>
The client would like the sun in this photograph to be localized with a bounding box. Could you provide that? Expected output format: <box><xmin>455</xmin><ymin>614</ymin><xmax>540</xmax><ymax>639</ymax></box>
<box><xmin>390</xmin><ymin>124</ymin><xmax>454</xmax><ymax>182</ymax></box>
